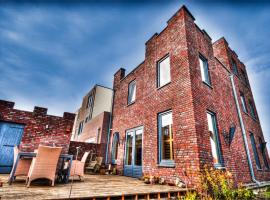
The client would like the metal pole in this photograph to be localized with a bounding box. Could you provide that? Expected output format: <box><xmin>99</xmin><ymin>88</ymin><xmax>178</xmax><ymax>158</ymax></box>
<box><xmin>230</xmin><ymin>74</ymin><xmax>260</xmax><ymax>185</ymax></box>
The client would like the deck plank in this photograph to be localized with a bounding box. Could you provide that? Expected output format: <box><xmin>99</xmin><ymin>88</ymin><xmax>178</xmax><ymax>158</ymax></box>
<box><xmin>0</xmin><ymin>174</ymin><xmax>189</xmax><ymax>200</ymax></box>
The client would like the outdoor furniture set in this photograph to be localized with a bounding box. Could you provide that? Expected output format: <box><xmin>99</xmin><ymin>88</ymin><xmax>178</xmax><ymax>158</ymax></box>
<box><xmin>8</xmin><ymin>145</ymin><xmax>93</xmax><ymax>187</ymax></box>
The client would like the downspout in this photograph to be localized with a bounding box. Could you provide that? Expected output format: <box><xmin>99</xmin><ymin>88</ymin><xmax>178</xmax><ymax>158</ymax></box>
<box><xmin>105</xmin><ymin>90</ymin><xmax>114</xmax><ymax>164</ymax></box>
<box><xmin>230</xmin><ymin>74</ymin><xmax>260</xmax><ymax>185</ymax></box>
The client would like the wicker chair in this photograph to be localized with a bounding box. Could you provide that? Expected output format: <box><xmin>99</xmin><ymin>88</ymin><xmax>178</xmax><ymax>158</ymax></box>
<box><xmin>70</xmin><ymin>151</ymin><xmax>90</xmax><ymax>180</ymax></box>
<box><xmin>26</xmin><ymin>145</ymin><xmax>62</xmax><ymax>187</ymax></box>
<box><xmin>9</xmin><ymin>146</ymin><xmax>32</xmax><ymax>182</ymax></box>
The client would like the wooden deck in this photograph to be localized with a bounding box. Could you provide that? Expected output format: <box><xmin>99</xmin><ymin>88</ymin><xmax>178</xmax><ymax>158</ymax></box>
<box><xmin>0</xmin><ymin>174</ymin><xmax>189</xmax><ymax>200</ymax></box>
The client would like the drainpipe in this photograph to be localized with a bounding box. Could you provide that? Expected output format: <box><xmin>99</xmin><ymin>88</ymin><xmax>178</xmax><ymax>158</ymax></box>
<box><xmin>105</xmin><ymin>90</ymin><xmax>114</xmax><ymax>164</ymax></box>
<box><xmin>230</xmin><ymin>74</ymin><xmax>260</xmax><ymax>185</ymax></box>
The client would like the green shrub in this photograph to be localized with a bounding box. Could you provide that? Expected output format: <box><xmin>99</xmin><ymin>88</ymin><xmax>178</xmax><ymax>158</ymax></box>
<box><xmin>183</xmin><ymin>191</ymin><xmax>198</xmax><ymax>200</ymax></box>
<box><xmin>195</xmin><ymin>166</ymin><xmax>254</xmax><ymax>200</ymax></box>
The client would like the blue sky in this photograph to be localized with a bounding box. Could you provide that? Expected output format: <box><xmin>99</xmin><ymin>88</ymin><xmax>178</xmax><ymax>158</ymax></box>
<box><xmin>0</xmin><ymin>1</ymin><xmax>270</xmax><ymax>152</ymax></box>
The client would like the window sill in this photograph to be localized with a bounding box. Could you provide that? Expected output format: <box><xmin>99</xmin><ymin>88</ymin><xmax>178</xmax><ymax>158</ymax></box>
<box><xmin>202</xmin><ymin>81</ymin><xmax>213</xmax><ymax>89</ymax></box>
<box><xmin>256</xmin><ymin>168</ymin><xmax>263</xmax><ymax>171</ymax></box>
<box><xmin>214</xmin><ymin>163</ymin><xmax>225</xmax><ymax>170</ymax></box>
<box><xmin>157</xmin><ymin>82</ymin><xmax>171</xmax><ymax>90</ymax></box>
<box><xmin>158</xmin><ymin>161</ymin><xmax>175</xmax><ymax>168</ymax></box>
<box><xmin>127</xmin><ymin>101</ymin><xmax>135</xmax><ymax>107</ymax></box>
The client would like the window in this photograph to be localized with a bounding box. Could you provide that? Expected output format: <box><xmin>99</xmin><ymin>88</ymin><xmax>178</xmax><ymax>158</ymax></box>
<box><xmin>249</xmin><ymin>100</ymin><xmax>256</xmax><ymax>119</ymax></box>
<box><xmin>157</xmin><ymin>55</ymin><xmax>171</xmax><ymax>88</ymax></box>
<box><xmin>199</xmin><ymin>55</ymin><xmax>211</xmax><ymax>86</ymax></box>
<box><xmin>241</xmin><ymin>69</ymin><xmax>248</xmax><ymax>85</ymax></box>
<box><xmin>111</xmin><ymin>132</ymin><xmax>119</xmax><ymax>164</ymax></box>
<box><xmin>128</xmin><ymin>80</ymin><xmax>136</xmax><ymax>104</ymax></box>
<box><xmin>158</xmin><ymin>110</ymin><xmax>174</xmax><ymax>166</ymax></box>
<box><xmin>232</xmin><ymin>59</ymin><xmax>238</xmax><ymax>75</ymax></box>
<box><xmin>259</xmin><ymin>137</ymin><xmax>269</xmax><ymax>169</ymax></box>
<box><xmin>86</xmin><ymin>94</ymin><xmax>94</xmax><ymax>108</ymax></box>
<box><xmin>250</xmin><ymin>133</ymin><xmax>262</xmax><ymax>169</ymax></box>
<box><xmin>77</xmin><ymin>121</ymin><xmax>84</xmax><ymax>135</ymax></box>
<box><xmin>96</xmin><ymin>128</ymin><xmax>101</xmax><ymax>143</ymax></box>
<box><xmin>240</xmin><ymin>92</ymin><xmax>248</xmax><ymax>113</ymax></box>
<box><xmin>207</xmin><ymin>111</ymin><xmax>223</xmax><ymax>167</ymax></box>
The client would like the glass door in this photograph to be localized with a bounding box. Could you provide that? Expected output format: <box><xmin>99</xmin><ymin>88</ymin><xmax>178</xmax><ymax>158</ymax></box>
<box><xmin>124</xmin><ymin>127</ymin><xmax>143</xmax><ymax>178</ymax></box>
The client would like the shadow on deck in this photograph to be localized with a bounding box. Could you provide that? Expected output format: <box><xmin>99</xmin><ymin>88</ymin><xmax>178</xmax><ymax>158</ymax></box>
<box><xmin>0</xmin><ymin>174</ymin><xmax>190</xmax><ymax>200</ymax></box>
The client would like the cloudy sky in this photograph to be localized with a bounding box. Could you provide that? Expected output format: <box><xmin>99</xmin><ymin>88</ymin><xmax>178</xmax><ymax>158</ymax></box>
<box><xmin>0</xmin><ymin>1</ymin><xmax>269</xmax><ymax>151</ymax></box>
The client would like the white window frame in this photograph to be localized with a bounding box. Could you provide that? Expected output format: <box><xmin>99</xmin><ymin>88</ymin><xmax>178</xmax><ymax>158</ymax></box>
<box><xmin>157</xmin><ymin>55</ymin><xmax>171</xmax><ymax>88</ymax></box>
<box><xmin>199</xmin><ymin>55</ymin><xmax>211</xmax><ymax>86</ymax></box>
<box><xmin>207</xmin><ymin>111</ymin><xmax>223</xmax><ymax>168</ymax></box>
<box><xmin>240</xmin><ymin>92</ymin><xmax>248</xmax><ymax>113</ymax></box>
<box><xmin>128</xmin><ymin>80</ymin><xmax>136</xmax><ymax>104</ymax></box>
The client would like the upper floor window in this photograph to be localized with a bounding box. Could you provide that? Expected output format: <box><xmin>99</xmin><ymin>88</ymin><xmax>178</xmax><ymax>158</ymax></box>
<box><xmin>86</xmin><ymin>94</ymin><xmax>94</xmax><ymax>108</ymax></box>
<box><xmin>158</xmin><ymin>110</ymin><xmax>174</xmax><ymax>166</ymax></box>
<box><xmin>249</xmin><ymin>100</ymin><xmax>256</xmax><ymax>119</ymax></box>
<box><xmin>240</xmin><ymin>92</ymin><xmax>248</xmax><ymax>113</ymax></box>
<box><xmin>199</xmin><ymin>55</ymin><xmax>211</xmax><ymax>86</ymax></box>
<box><xmin>250</xmin><ymin>133</ymin><xmax>262</xmax><ymax>169</ymax></box>
<box><xmin>207</xmin><ymin>111</ymin><xmax>223</xmax><ymax>167</ymax></box>
<box><xmin>232</xmin><ymin>59</ymin><xmax>238</xmax><ymax>75</ymax></box>
<box><xmin>78</xmin><ymin>121</ymin><xmax>84</xmax><ymax>135</ymax></box>
<box><xmin>157</xmin><ymin>55</ymin><xmax>171</xmax><ymax>88</ymax></box>
<box><xmin>128</xmin><ymin>80</ymin><xmax>136</xmax><ymax>104</ymax></box>
<box><xmin>259</xmin><ymin>137</ymin><xmax>269</xmax><ymax>169</ymax></box>
<box><xmin>241</xmin><ymin>69</ymin><xmax>248</xmax><ymax>85</ymax></box>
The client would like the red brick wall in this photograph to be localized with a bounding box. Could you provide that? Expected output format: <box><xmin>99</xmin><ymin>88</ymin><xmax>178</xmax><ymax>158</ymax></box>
<box><xmin>111</xmin><ymin>6</ymin><xmax>201</xmax><ymax>186</ymax></box>
<box><xmin>0</xmin><ymin>100</ymin><xmax>75</xmax><ymax>154</ymax></box>
<box><xmin>110</xmin><ymin>5</ymin><xmax>270</xmax><ymax>187</ymax></box>
<box><xmin>213</xmin><ymin>38</ymin><xmax>270</xmax><ymax>182</ymax></box>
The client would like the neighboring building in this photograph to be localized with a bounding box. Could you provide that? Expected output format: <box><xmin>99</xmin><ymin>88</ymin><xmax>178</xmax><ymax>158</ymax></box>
<box><xmin>0</xmin><ymin>100</ymin><xmax>75</xmax><ymax>173</ymax></box>
<box><xmin>109</xmin><ymin>5</ymin><xmax>270</xmax><ymax>187</ymax></box>
<box><xmin>72</xmin><ymin>85</ymin><xmax>113</xmax><ymax>160</ymax></box>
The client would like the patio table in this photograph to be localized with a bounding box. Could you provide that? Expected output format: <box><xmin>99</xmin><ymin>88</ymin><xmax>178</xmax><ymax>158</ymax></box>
<box><xmin>8</xmin><ymin>152</ymin><xmax>73</xmax><ymax>185</ymax></box>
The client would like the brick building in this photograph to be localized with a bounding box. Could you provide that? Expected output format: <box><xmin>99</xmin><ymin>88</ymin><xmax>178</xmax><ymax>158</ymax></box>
<box><xmin>0</xmin><ymin>100</ymin><xmax>75</xmax><ymax>173</ymax></box>
<box><xmin>109</xmin><ymin>5</ymin><xmax>270</xmax><ymax>186</ymax></box>
<box><xmin>72</xmin><ymin>84</ymin><xmax>113</xmax><ymax>162</ymax></box>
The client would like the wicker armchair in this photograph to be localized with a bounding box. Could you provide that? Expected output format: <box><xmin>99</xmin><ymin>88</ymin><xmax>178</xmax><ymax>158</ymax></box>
<box><xmin>9</xmin><ymin>146</ymin><xmax>32</xmax><ymax>182</ymax></box>
<box><xmin>26</xmin><ymin>145</ymin><xmax>62</xmax><ymax>187</ymax></box>
<box><xmin>70</xmin><ymin>151</ymin><xmax>90</xmax><ymax>180</ymax></box>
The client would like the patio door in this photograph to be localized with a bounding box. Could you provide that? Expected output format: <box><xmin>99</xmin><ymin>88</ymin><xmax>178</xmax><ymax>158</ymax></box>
<box><xmin>124</xmin><ymin>127</ymin><xmax>143</xmax><ymax>178</ymax></box>
<box><xmin>0</xmin><ymin>122</ymin><xmax>24</xmax><ymax>173</ymax></box>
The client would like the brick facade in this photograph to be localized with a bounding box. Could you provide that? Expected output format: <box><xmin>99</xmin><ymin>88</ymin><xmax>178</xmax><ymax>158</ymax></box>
<box><xmin>0</xmin><ymin>99</ymin><xmax>75</xmax><ymax>154</ymax></box>
<box><xmin>110</xmin><ymin>5</ymin><xmax>270</xmax><ymax>187</ymax></box>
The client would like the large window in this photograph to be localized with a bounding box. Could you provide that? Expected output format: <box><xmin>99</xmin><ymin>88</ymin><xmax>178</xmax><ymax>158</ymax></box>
<box><xmin>157</xmin><ymin>55</ymin><xmax>171</xmax><ymax>88</ymax></box>
<box><xmin>111</xmin><ymin>132</ymin><xmax>119</xmax><ymax>164</ymax></box>
<box><xmin>250</xmin><ymin>133</ymin><xmax>262</xmax><ymax>169</ymax></box>
<box><xmin>158</xmin><ymin>110</ymin><xmax>174</xmax><ymax>166</ymax></box>
<box><xmin>232</xmin><ymin>59</ymin><xmax>238</xmax><ymax>75</ymax></box>
<box><xmin>77</xmin><ymin>121</ymin><xmax>84</xmax><ymax>135</ymax></box>
<box><xmin>207</xmin><ymin>111</ymin><xmax>223</xmax><ymax>167</ymax></box>
<box><xmin>240</xmin><ymin>92</ymin><xmax>248</xmax><ymax>113</ymax></box>
<box><xmin>128</xmin><ymin>80</ymin><xmax>136</xmax><ymax>104</ymax></box>
<box><xmin>259</xmin><ymin>137</ymin><xmax>269</xmax><ymax>169</ymax></box>
<box><xmin>249</xmin><ymin>100</ymin><xmax>256</xmax><ymax>119</ymax></box>
<box><xmin>199</xmin><ymin>55</ymin><xmax>211</xmax><ymax>86</ymax></box>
